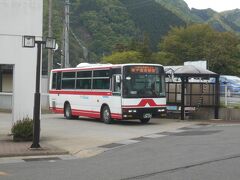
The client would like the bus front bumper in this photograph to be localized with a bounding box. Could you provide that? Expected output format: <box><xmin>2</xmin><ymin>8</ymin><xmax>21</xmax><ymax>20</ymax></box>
<box><xmin>122</xmin><ymin>107</ymin><xmax>166</xmax><ymax>119</ymax></box>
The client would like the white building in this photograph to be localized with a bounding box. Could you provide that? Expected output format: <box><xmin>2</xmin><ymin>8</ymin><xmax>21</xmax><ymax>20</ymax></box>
<box><xmin>0</xmin><ymin>0</ymin><xmax>43</xmax><ymax>122</ymax></box>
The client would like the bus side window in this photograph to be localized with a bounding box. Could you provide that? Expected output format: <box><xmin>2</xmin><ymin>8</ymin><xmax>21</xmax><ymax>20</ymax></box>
<box><xmin>56</xmin><ymin>72</ymin><xmax>62</xmax><ymax>90</ymax></box>
<box><xmin>52</xmin><ymin>73</ymin><xmax>57</xmax><ymax>89</ymax></box>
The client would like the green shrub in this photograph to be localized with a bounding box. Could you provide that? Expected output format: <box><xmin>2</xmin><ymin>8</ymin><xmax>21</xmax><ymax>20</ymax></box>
<box><xmin>233</xmin><ymin>105</ymin><xmax>240</xmax><ymax>109</ymax></box>
<box><xmin>11</xmin><ymin>117</ymin><xmax>33</xmax><ymax>141</ymax></box>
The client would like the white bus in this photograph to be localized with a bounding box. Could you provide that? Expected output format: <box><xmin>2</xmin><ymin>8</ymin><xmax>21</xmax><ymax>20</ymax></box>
<box><xmin>49</xmin><ymin>63</ymin><xmax>166</xmax><ymax>124</ymax></box>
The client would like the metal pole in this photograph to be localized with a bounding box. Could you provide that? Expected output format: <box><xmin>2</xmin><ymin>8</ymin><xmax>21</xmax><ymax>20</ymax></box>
<box><xmin>61</xmin><ymin>25</ymin><xmax>65</xmax><ymax>68</ymax></box>
<box><xmin>64</xmin><ymin>0</ymin><xmax>70</xmax><ymax>68</ymax></box>
<box><xmin>224</xmin><ymin>83</ymin><xmax>228</xmax><ymax>106</ymax></box>
<box><xmin>31</xmin><ymin>41</ymin><xmax>42</xmax><ymax>148</ymax></box>
<box><xmin>0</xmin><ymin>66</ymin><xmax>2</xmax><ymax>92</ymax></box>
<box><xmin>214</xmin><ymin>76</ymin><xmax>219</xmax><ymax>119</ymax></box>
<box><xmin>181</xmin><ymin>77</ymin><xmax>185</xmax><ymax>120</ymax></box>
<box><xmin>48</xmin><ymin>0</ymin><xmax>53</xmax><ymax>83</ymax></box>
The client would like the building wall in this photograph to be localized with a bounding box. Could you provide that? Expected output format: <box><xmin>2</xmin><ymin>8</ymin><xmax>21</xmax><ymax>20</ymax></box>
<box><xmin>0</xmin><ymin>0</ymin><xmax>43</xmax><ymax>121</ymax></box>
<box><xmin>0</xmin><ymin>74</ymin><xmax>49</xmax><ymax>111</ymax></box>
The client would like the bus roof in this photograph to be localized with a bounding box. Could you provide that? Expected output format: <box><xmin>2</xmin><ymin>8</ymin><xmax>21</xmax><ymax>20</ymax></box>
<box><xmin>52</xmin><ymin>63</ymin><xmax>163</xmax><ymax>72</ymax></box>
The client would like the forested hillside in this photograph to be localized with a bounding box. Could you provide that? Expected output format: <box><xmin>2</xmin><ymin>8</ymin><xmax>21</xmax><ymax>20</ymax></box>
<box><xmin>42</xmin><ymin>0</ymin><xmax>240</xmax><ymax>72</ymax></box>
<box><xmin>43</xmin><ymin>0</ymin><xmax>186</xmax><ymax>69</ymax></box>
<box><xmin>191</xmin><ymin>8</ymin><xmax>240</xmax><ymax>33</ymax></box>
<box><xmin>121</xmin><ymin>0</ymin><xmax>185</xmax><ymax>50</ymax></box>
<box><xmin>155</xmin><ymin>0</ymin><xmax>202</xmax><ymax>23</ymax></box>
<box><xmin>156</xmin><ymin>0</ymin><xmax>240</xmax><ymax>33</ymax></box>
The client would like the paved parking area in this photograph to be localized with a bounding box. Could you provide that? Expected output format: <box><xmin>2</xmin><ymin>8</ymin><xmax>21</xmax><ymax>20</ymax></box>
<box><xmin>0</xmin><ymin>113</ymin><xmax>197</xmax><ymax>157</ymax></box>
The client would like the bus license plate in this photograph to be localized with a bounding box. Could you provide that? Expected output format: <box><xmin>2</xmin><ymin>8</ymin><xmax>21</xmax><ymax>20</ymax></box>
<box><xmin>143</xmin><ymin>113</ymin><xmax>152</xmax><ymax>119</ymax></box>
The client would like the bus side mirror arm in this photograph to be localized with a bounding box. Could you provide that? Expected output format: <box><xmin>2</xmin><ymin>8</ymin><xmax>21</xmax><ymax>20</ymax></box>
<box><xmin>115</xmin><ymin>75</ymin><xmax>121</xmax><ymax>83</ymax></box>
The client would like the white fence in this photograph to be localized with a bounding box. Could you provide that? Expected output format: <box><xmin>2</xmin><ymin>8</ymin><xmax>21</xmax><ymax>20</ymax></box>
<box><xmin>220</xmin><ymin>85</ymin><xmax>240</xmax><ymax>108</ymax></box>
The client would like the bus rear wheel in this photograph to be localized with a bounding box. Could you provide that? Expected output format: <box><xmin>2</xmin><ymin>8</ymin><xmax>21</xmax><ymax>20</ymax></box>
<box><xmin>139</xmin><ymin>118</ymin><xmax>150</xmax><ymax>124</ymax></box>
<box><xmin>101</xmin><ymin>106</ymin><xmax>112</xmax><ymax>124</ymax></box>
<box><xmin>64</xmin><ymin>103</ymin><xmax>72</xmax><ymax>119</ymax></box>
<box><xmin>64</xmin><ymin>103</ymin><xmax>78</xmax><ymax>119</ymax></box>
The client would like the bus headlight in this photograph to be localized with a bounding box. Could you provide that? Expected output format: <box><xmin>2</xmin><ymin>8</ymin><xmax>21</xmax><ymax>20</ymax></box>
<box><xmin>128</xmin><ymin>109</ymin><xmax>137</xmax><ymax>113</ymax></box>
<box><xmin>158</xmin><ymin>109</ymin><xmax>165</xmax><ymax>112</ymax></box>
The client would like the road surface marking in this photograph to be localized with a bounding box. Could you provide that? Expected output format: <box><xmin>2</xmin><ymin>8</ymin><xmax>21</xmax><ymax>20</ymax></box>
<box><xmin>0</xmin><ymin>171</ymin><xmax>8</xmax><ymax>176</ymax></box>
<box><xmin>144</xmin><ymin>134</ymin><xmax>166</xmax><ymax>138</ymax></box>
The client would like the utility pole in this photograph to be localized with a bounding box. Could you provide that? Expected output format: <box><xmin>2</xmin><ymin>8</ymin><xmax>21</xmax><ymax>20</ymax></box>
<box><xmin>48</xmin><ymin>0</ymin><xmax>53</xmax><ymax>82</ymax></box>
<box><xmin>64</xmin><ymin>0</ymin><xmax>70</xmax><ymax>68</ymax></box>
<box><xmin>61</xmin><ymin>25</ymin><xmax>65</xmax><ymax>68</ymax></box>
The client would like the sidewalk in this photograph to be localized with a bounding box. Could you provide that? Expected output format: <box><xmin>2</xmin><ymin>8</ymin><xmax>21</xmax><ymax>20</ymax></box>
<box><xmin>0</xmin><ymin>113</ymin><xmax>67</xmax><ymax>158</ymax></box>
<box><xmin>0</xmin><ymin>134</ymin><xmax>68</xmax><ymax>158</ymax></box>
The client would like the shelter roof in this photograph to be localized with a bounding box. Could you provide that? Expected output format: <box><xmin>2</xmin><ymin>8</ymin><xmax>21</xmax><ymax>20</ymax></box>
<box><xmin>164</xmin><ymin>65</ymin><xmax>218</xmax><ymax>78</ymax></box>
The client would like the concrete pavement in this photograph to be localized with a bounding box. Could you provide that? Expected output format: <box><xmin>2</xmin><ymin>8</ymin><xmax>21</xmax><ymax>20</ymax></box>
<box><xmin>0</xmin><ymin>112</ymin><xmax>205</xmax><ymax>158</ymax></box>
<box><xmin>0</xmin><ymin>113</ymin><xmax>67</xmax><ymax>157</ymax></box>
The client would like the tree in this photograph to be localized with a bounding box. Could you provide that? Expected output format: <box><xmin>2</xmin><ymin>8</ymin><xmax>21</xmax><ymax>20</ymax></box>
<box><xmin>101</xmin><ymin>51</ymin><xmax>142</xmax><ymax>64</ymax></box>
<box><xmin>159</xmin><ymin>24</ymin><xmax>240</xmax><ymax>74</ymax></box>
<box><xmin>151</xmin><ymin>52</ymin><xmax>178</xmax><ymax>65</ymax></box>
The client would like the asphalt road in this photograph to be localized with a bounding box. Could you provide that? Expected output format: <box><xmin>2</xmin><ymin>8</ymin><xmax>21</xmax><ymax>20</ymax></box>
<box><xmin>1</xmin><ymin>124</ymin><xmax>240</xmax><ymax>180</ymax></box>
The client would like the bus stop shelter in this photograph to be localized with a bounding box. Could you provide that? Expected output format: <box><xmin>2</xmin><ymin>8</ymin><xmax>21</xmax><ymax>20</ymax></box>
<box><xmin>164</xmin><ymin>65</ymin><xmax>220</xmax><ymax>120</ymax></box>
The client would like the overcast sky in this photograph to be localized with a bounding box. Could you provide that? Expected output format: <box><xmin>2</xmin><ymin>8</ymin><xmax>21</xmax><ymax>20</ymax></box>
<box><xmin>184</xmin><ymin>0</ymin><xmax>240</xmax><ymax>12</ymax></box>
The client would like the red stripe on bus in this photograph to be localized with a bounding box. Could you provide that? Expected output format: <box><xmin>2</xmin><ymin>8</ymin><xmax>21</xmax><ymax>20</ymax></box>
<box><xmin>72</xmin><ymin>109</ymin><xmax>99</xmax><ymax>113</ymax></box>
<box><xmin>49</xmin><ymin>90</ymin><xmax>112</xmax><ymax>96</ymax></box>
<box><xmin>122</xmin><ymin>99</ymin><xmax>166</xmax><ymax>108</ymax></box>
<box><xmin>50</xmin><ymin>107</ymin><xmax>64</xmax><ymax>114</ymax></box>
<box><xmin>50</xmin><ymin>107</ymin><xmax>122</xmax><ymax>120</ymax></box>
<box><xmin>122</xmin><ymin>105</ymin><xmax>166</xmax><ymax>108</ymax></box>
<box><xmin>72</xmin><ymin>110</ymin><xmax>101</xmax><ymax>119</ymax></box>
<box><xmin>111</xmin><ymin>113</ymin><xmax>122</xmax><ymax>119</ymax></box>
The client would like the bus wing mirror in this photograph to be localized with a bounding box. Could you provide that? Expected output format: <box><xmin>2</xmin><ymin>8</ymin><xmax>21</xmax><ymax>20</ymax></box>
<box><xmin>115</xmin><ymin>75</ymin><xmax>121</xmax><ymax>83</ymax></box>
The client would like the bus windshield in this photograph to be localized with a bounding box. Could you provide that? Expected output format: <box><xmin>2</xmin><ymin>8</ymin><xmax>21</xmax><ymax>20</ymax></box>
<box><xmin>123</xmin><ymin>66</ymin><xmax>165</xmax><ymax>98</ymax></box>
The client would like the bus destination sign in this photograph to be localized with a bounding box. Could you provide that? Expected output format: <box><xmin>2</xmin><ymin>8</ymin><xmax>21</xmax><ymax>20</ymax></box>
<box><xmin>130</xmin><ymin>66</ymin><xmax>156</xmax><ymax>74</ymax></box>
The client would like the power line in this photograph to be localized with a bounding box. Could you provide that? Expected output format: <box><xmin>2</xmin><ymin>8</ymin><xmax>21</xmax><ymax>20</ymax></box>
<box><xmin>69</xmin><ymin>28</ymin><xmax>88</xmax><ymax>60</ymax></box>
<box><xmin>0</xmin><ymin>34</ymin><xmax>42</xmax><ymax>38</ymax></box>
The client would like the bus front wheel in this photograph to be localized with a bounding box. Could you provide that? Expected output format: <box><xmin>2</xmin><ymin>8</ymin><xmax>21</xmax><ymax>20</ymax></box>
<box><xmin>101</xmin><ymin>106</ymin><xmax>112</xmax><ymax>124</ymax></box>
<box><xmin>139</xmin><ymin>118</ymin><xmax>150</xmax><ymax>124</ymax></box>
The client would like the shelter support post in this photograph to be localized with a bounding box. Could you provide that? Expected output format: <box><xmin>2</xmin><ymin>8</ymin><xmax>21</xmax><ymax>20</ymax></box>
<box><xmin>0</xmin><ymin>66</ymin><xmax>2</xmax><ymax>92</ymax></box>
<box><xmin>214</xmin><ymin>76</ymin><xmax>220</xmax><ymax>119</ymax></box>
<box><xmin>181</xmin><ymin>77</ymin><xmax>185</xmax><ymax>120</ymax></box>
